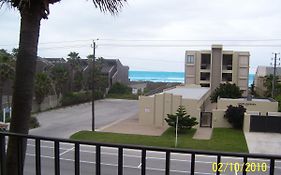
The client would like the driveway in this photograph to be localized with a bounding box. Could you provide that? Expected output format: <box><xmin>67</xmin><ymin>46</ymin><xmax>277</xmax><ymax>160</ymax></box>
<box><xmin>244</xmin><ymin>132</ymin><xmax>281</xmax><ymax>155</ymax></box>
<box><xmin>29</xmin><ymin>99</ymin><xmax>138</xmax><ymax>138</ymax></box>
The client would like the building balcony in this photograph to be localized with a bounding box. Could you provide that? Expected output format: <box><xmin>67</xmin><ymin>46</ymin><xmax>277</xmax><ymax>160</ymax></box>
<box><xmin>200</xmin><ymin>64</ymin><xmax>210</xmax><ymax>70</ymax></box>
<box><xmin>222</xmin><ymin>65</ymin><xmax>233</xmax><ymax>71</ymax></box>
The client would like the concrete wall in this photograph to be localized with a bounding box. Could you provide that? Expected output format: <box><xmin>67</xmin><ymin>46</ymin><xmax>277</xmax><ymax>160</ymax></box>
<box><xmin>139</xmin><ymin>93</ymin><xmax>204</xmax><ymax>128</ymax></box>
<box><xmin>139</xmin><ymin>96</ymin><xmax>155</xmax><ymax>126</ymax></box>
<box><xmin>217</xmin><ymin>98</ymin><xmax>278</xmax><ymax>114</ymax></box>
<box><xmin>211</xmin><ymin>45</ymin><xmax>222</xmax><ymax>91</ymax></box>
<box><xmin>212</xmin><ymin>109</ymin><xmax>232</xmax><ymax>128</ymax></box>
<box><xmin>243</xmin><ymin>113</ymin><xmax>251</xmax><ymax>132</ymax></box>
<box><xmin>32</xmin><ymin>95</ymin><xmax>60</xmax><ymax>113</ymax></box>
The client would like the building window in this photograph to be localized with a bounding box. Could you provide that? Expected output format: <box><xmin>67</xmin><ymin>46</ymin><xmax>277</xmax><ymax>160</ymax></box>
<box><xmin>186</xmin><ymin>55</ymin><xmax>195</xmax><ymax>64</ymax></box>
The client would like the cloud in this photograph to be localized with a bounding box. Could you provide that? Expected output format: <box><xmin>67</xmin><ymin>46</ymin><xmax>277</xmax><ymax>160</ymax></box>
<box><xmin>1</xmin><ymin>0</ymin><xmax>281</xmax><ymax>72</ymax></box>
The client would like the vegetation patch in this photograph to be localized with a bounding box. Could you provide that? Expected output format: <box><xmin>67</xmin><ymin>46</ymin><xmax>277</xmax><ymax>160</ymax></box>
<box><xmin>71</xmin><ymin>128</ymin><xmax>248</xmax><ymax>153</ymax></box>
<box><xmin>106</xmin><ymin>82</ymin><xmax>138</xmax><ymax>100</ymax></box>
<box><xmin>60</xmin><ymin>91</ymin><xmax>104</xmax><ymax>107</ymax></box>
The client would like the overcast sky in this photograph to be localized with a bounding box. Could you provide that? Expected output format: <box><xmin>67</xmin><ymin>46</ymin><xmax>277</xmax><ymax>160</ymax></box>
<box><xmin>1</xmin><ymin>0</ymin><xmax>281</xmax><ymax>73</ymax></box>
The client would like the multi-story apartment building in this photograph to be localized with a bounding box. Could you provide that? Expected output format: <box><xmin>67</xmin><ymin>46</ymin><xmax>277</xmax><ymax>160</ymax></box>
<box><xmin>185</xmin><ymin>45</ymin><xmax>250</xmax><ymax>95</ymax></box>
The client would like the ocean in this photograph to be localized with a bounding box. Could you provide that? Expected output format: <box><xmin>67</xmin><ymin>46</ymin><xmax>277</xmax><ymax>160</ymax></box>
<box><xmin>129</xmin><ymin>71</ymin><xmax>255</xmax><ymax>86</ymax></box>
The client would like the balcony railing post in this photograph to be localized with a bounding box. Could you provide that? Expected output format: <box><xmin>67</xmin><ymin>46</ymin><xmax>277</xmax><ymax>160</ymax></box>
<box><xmin>141</xmin><ymin>149</ymin><xmax>146</xmax><ymax>175</ymax></box>
<box><xmin>190</xmin><ymin>153</ymin><xmax>195</xmax><ymax>175</ymax></box>
<box><xmin>242</xmin><ymin>156</ymin><xmax>247</xmax><ymax>175</ymax></box>
<box><xmin>17</xmin><ymin>136</ymin><xmax>23</xmax><ymax>175</ymax></box>
<box><xmin>270</xmin><ymin>158</ymin><xmax>275</xmax><ymax>175</ymax></box>
<box><xmin>95</xmin><ymin>145</ymin><xmax>101</xmax><ymax>175</ymax></box>
<box><xmin>74</xmin><ymin>143</ymin><xmax>80</xmax><ymax>175</ymax></box>
<box><xmin>0</xmin><ymin>134</ymin><xmax>6</xmax><ymax>175</ymax></box>
<box><xmin>216</xmin><ymin>155</ymin><xmax>221</xmax><ymax>175</ymax></box>
<box><xmin>54</xmin><ymin>141</ymin><xmax>60</xmax><ymax>175</ymax></box>
<box><xmin>118</xmin><ymin>147</ymin><xmax>123</xmax><ymax>175</ymax></box>
<box><xmin>35</xmin><ymin>139</ymin><xmax>41</xmax><ymax>175</ymax></box>
<box><xmin>165</xmin><ymin>151</ymin><xmax>170</xmax><ymax>175</ymax></box>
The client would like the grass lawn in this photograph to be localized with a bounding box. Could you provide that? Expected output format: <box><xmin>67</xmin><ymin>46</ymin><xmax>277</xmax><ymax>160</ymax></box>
<box><xmin>70</xmin><ymin>128</ymin><xmax>248</xmax><ymax>153</ymax></box>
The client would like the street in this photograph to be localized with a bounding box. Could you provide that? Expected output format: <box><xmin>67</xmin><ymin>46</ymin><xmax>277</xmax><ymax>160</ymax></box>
<box><xmin>22</xmin><ymin>140</ymin><xmax>281</xmax><ymax>175</ymax></box>
<box><xmin>29</xmin><ymin>99</ymin><xmax>138</xmax><ymax>138</ymax></box>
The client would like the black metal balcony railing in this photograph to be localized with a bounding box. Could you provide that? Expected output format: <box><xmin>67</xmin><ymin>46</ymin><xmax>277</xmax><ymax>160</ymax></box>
<box><xmin>1</xmin><ymin>131</ymin><xmax>281</xmax><ymax>175</ymax></box>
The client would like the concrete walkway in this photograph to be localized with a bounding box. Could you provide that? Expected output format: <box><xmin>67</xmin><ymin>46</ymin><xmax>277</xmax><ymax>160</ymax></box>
<box><xmin>193</xmin><ymin>127</ymin><xmax>213</xmax><ymax>140</ymax></box>
<box><xmin>99</xmin><ymin>117</ymin><xmax>167</xmax><ymax>136</ymax></box>
<box><xmin>244</xmin><ymin>132</ymin><xmax>281</xmax><ymax>155</ymax></box>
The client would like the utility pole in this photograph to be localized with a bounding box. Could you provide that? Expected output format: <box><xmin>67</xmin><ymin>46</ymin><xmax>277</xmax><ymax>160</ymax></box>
<box><xmin>271</xmin><ymin>53</ymin><xmax>280</xmax><ymax>98</ymax></box>
<box><xmin>91</xmin><ymin>39</ymin><xmax>98</xmax><ymax>131</ymax></box>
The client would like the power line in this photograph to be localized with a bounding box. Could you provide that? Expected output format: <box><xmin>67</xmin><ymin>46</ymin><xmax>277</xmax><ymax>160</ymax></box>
<box><xmin>98</xmin><ymin>38</ymin><xmax>281</xmax><ymax>42</ymax></box>
<box><xmin>3</xmin><ymin>38</ymin><xmax>281</xmax><ymax>47</ymax></box>
<box><xmin>96</xmin><ymin>54</ymin><xmax>184</xmax><ymax>63</ymax></box>
<box><xmin>98</xmin><ymin>44</ymin><xmax>281</xmax><ymax>48</ymax></box>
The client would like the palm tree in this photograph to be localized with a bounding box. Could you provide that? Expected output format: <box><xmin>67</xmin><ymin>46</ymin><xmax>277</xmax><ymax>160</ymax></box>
<box><xmin>50</xmin><ymin>65</ymin><xmax>68</xmax><ymax>98</ymax></box>
<box><xmin>34</xmin><ymin>72</ymin><xmax>52</xmax><ymax>112</ymax></box>
<box><xmin>67</xmin><ymin>51</ymin><xmax>81</xmax><ymax>91</ymax></box>
<box><xmin>0</xmin><ymin>1</ymin><xmax>126</xmax><ymax>174</ymax></box>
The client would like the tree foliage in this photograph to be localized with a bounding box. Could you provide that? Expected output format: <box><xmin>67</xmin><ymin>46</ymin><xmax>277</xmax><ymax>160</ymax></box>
<box><xmin>262</xmin><ymin>74</ymin><xmax>281</xmax><ymax>97</ymax></box>
<box><xmin>210</xmin><ymin>83</ymin><xmax>243</xmax><ymax>103</ymax></box>
<box><xmin>50</xmin><ymin>65</ymin><xmax>68</xmax><ymax>97</ymax></box>
<box><xmin>109</xmin><ymin>82</ymin><xmax>131</xmax><ymax>94</ymax></box>
<box><xmin>34</xmin><ymin>72</ymin><xmax>52</xmax><ymax>107</ymax></box>
<box><xmin>224</xmin><ymin>105</ymin><xmax>246</xmax><ymax>129</ymax></box>
<box><xmin>165</xmin><ymin>106</ymin><xmax>198</xmax><ymax>133</ymax></box>
<box><xmin>0</xmin><ymin>49</ymin><xmax>15</xmax><ymax>111</ymax></box>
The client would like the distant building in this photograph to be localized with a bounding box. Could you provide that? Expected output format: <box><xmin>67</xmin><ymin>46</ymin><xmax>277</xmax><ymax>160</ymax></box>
<box><xmin>100</xmin><ymin>59</ymin><xmax>129</xmax><ymax>89</ymax></box>
<box><xmin>185</xmin><ymin>45</ymin><xmax>250</xmax><ymax>95</ymax></box>
<box><xmin>44</xmin><ymin>57</ymin><xmax>66</xmax><ymax>64</ymax></box>
<box><xmin>254</xmin><ymin>66</ymin><xmax>281</xmax><ymax>96</ymax></box>
<box><xmin>36</xmin><ymin>57</ymin><xmax>55</xmax><ymax>73</ymax></box>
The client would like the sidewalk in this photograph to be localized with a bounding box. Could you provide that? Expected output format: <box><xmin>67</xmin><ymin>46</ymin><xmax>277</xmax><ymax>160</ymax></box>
<box><xmin>99</xmin><ymin>116</ymin><xmax>167</xmax><ymax>136</ymax></box>
<box><xmin>193</xmin><ymin>127</ymin><xmax>213</xmax><ymax>140</ymax></box>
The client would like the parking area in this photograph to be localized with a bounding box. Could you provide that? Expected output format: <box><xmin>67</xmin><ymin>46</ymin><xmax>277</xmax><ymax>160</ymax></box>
<box><xmin>244</xmin><ymin>132</ymin><xmax>281</xmax><ymax>155</ymax></box>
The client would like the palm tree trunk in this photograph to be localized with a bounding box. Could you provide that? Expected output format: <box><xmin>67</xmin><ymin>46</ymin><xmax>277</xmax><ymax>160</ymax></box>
<box><xmin>6</xmin><ymin>2</ymin><xmax>42</xmax><ymax>175</ymax></box>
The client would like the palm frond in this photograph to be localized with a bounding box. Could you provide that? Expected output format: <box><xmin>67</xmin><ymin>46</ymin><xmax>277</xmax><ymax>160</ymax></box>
<box><xmin>92</xmin><ymin>0</ymin><xmax>127</xmax><ymax>15</ymax></box>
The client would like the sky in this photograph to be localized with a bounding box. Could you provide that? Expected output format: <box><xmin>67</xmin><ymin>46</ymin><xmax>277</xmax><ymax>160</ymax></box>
<box><xmin>1</xmin><ymin>0</ymin><xmax>281</xmax><ymax>73</ymax></box>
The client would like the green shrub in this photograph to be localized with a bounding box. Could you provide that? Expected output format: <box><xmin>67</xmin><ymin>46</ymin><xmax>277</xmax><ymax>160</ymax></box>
<box><xmin>61</xmin><ymin>91</ymin><xmax>103</xmax><ymax>107</ymax></box>
<box><xmin>224</xmin><ymin>105</ymin><xmax>246</xmax><ymax>129</ymax></box>
<box><xmin>108</xmin><ymin>82</ymin><xmax>132</xmax><ymax>94</ymax></box>
<box><xmin>210</xmin><ymin>83</ymin><xmax>243</xmax><ymax>103</ymax></box>
<box><xmin>106</xmin><ymin>93</ymin><xmax>138</xmax><ymax>100</ymax></box>
<box><xmin>165</xmin><ymin>106</ymin><xmax>198</xmax><ymax>133</ymax></box>
<box><xmin>29</xmin><ymin>117</ymin><xmax>40</xmax><ymax>129</ymax></box>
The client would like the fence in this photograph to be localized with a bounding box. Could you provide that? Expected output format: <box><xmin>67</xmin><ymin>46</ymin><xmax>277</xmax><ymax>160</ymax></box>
<box><xmin>0</xmin><ymin>131</ymin><xmax>281</xmax><ymax>175</ymax></box>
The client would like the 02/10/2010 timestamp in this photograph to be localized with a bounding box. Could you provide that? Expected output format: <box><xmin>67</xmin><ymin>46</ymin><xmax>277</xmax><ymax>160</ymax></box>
<box><xmin>212</xmin><ymin>162</ymin><xmax>267</xmax><ymax>173</ymax></box>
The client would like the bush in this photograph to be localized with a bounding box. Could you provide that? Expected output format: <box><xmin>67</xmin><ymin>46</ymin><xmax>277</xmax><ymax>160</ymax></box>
<box><xmin>165</xmin><ymin>106</ymin><xmax>198</xmax><ymax>133</ymax></box>
<box><xmin>108</xmin><ymin>82</ymin><xmax>132</xmax><ymax>94</ymax></box>
<box><xmin>106</xmin><ymin>93</ymin><xmax>138</xmax><ymax>100</ymax></box>
<box><xmin>210</xmin><ymin>83</ymin><xmax>243</xmax><ymax>103</ymax></box>
<box><xmin>61</xmin><ymin>91</ymin><xmax>103</xmax><ymax>107</ymax></box>
<box><xmin>224</xmin><ymin>105</ymin><xmax>246</xmax><ymax>129</ymax></box>
<box><xmin>29</xmin><ymin>117</ymin><xmax>40</xmax><ymax>129</ymax></box>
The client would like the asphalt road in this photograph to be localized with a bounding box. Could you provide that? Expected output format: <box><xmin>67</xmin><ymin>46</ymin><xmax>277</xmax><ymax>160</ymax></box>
<box><xmin>29</xmin><ymin>99</ymin><xmax>138</xmax><ymax>138</ymax></box>
<box><xmin>21</xmin><ymin>140</ymin><xmax>281</xmax><ymax>175</ymax></box>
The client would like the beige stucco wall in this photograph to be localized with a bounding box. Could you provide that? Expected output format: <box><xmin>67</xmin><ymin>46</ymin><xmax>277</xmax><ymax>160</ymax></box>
<box><xmin>139</xmin><ymin>96</ymin><xmax>155</xmax><ymax>126</ymax></box>
<box><xmin>139</xmin><ymin>92</ymin><xmax>205</xmax><ymax>128</ymax></box>
<box><xmin>217</xmin><ymin>98</ymin><xmax>278</xmax><ymax>114</ymax></box>
<box><xmin>243</xmin><ymin>113</ymin><xmax>251</xmax><ymax>132</ymax></box>
<box><xmin>212</xmin><ymin>109</ymin><xmax>232</xmax><ymax>128</ymax></box>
